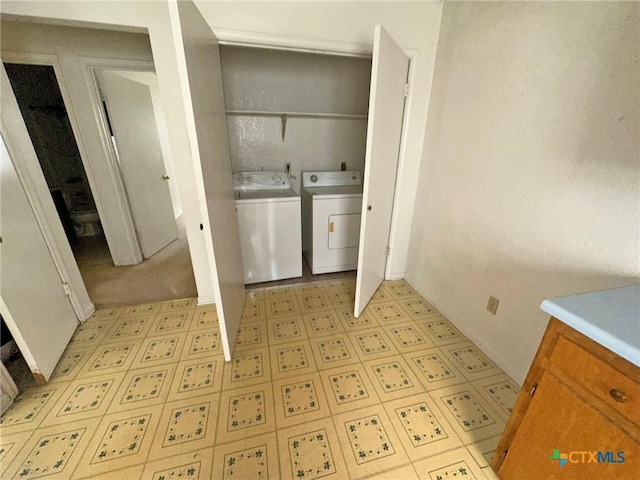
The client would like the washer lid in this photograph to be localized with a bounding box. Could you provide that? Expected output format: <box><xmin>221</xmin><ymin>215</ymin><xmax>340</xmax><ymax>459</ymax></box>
<box><xmin>302</xmin><ymin>171</ymin><xmax>362</xmax><ymax>187</ymax></box>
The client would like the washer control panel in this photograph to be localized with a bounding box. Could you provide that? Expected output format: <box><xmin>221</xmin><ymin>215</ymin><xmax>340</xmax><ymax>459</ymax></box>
<box><xmin>302</xmin><ymin>171</ymin><xmax>362</xmax><ymax>188</ymax></box>
<box><xmin>233</xmin><ymin>171</ymin><xmax>290</xmax><ymax>190</ymax></box>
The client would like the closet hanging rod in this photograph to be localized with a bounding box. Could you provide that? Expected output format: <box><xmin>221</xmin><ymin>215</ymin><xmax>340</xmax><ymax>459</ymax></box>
<box><xmin>226</xmin><ymin>110</ymin><xmax>367</xmax><ymax>120</ymax></box>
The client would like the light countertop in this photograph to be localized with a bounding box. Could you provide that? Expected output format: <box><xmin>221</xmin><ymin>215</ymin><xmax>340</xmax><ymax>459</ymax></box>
<box><xmin>540</xmin><ymin>285</ymin><xmax>640</xmax><ymax>367</ymax></box>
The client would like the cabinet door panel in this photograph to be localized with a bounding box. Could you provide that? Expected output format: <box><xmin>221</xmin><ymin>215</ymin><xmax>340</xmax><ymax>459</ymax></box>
<box><xmin>549</xmin><ymin>335</ymin><xmax>640</xmax><ymax>424</ymax></box>
<box><xmin>499</xmin><ymin>371</ymin><xmax>639</xmax><ymax>480</ymax></box>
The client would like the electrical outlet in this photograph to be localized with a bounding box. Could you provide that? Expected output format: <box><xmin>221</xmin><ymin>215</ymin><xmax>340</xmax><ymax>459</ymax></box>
<box><xmin>486</xmin><ymin>296</ymin><xmax>499</xmax><ymax>315</ymax></box>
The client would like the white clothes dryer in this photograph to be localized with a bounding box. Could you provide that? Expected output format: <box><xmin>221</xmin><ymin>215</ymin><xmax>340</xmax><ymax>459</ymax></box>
<box><xmin>301</xmin><ymin>171</ymin><xmax>363</xmax><ymax>274</ymax></box>
<box><xmin>233</xmin><ymin>171</ymin><xmax>302</xmax><ymax>284</ymax></box>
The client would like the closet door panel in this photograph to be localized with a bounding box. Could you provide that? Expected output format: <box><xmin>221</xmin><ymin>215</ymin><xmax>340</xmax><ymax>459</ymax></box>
<box><xmin>170</xmin><ymin>0</ymin><xmax>245</xmax><ymax>360</ymax></box>
<box><xmin>354</xmin><ymin>25</ymin><xmax>409</xmax><ymax>316</ymax></box>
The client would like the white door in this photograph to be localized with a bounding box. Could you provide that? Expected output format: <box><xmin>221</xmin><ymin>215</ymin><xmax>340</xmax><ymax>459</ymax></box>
<box><xmin>99</xmin><ymin>71</ymin><xmax>178</xmax><ymax>259</ymax></box>
<box><xmin>170</xmin><ymin>0</ymin><xmax>245</xmax><ymax>361</ymax></box>
<box><xmin>354</xmin><ymin>26</ymin><xmax>410</xmax><ymax>316</ymax></box>
<box><xmin>0</xmin><ymin>132</ymin><xmax>77</xmax><ymax>383</ymax></box>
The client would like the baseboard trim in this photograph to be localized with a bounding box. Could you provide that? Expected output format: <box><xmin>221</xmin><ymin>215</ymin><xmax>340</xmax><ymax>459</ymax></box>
<box><xmin>82</xmin><ymin>302</ymin><xmax>96</xmax><ymax>323</ymax></box>
<box><xmin>402</xmin><ymin>277</ymin><xmax>524</xmax><ymax>386</ymax></box>
<box><xmin>386</xmin><ymin>272</ymin><xmax>405</xmax><ymax>281</ymax></box>
<box><xmin>197</xmin><ymin>295</ymin><xmax>217</xmax><ymax>306</ymax></box>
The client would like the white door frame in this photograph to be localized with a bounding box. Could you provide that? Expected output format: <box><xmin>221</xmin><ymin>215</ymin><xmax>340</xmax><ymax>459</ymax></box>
<box><xmin>2</xmin><ymin>53</ymin><xmax>197</xmax><ymax>315</ymax></box>
<box><xmin>0</xmin><ymin>305</ymin><xmax>20</xmax><ymax>413</ymax></box>
<box><xmin>0</xmin><ymin>288</ymin><xmax>53</xmax><ymax>381</ymax></box>
<box><xmin>3</xmin><ymin>51</ymin><xmax>146</xmax><ymax>268</ymax></box>
<box><xmin>2</xmin><ymin>54</ymin><xmax>197</xmax><ymax>321</ymax></box>
<box><xmin>214</xmin><ymin>29</ymin><xmax>418</xmax><ymax>281</ymax></box>
<box><xmin>1</xmin><ymin>55</ymin><xmax>92</xmax><ymax>321</ymax></box>
<box><xmin>380</xmin><ymin>49</ymin><xmax>417</xmax><ymax>281</ymax></box>
<box><xmin>0</xmin><ymin>294</ymin><xmax>44</xmax><ymax>383</ymax></box>
<box><xmin>80</xmin><ymin>57</ymin><xmax>164</xmax><ymax>265</ymax></box>
<box><xmin>1</xmin><ymin>358</ymin><xmax>19</xmax><ymax>415</ymax></box>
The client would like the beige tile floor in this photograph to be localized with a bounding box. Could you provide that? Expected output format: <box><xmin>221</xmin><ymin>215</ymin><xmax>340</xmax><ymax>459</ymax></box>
<box><xmin>0</xmin><ymin>280</ymin><xmax>518</xmax><ymax>480</ymax></box>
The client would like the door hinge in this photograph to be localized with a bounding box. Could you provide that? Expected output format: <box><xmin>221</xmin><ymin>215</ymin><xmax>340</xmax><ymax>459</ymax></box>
<box><xmin>529</xmin><ymin>383</ymin><xmax>538</xmax><ymax>397</ymax></box>
<box><xmin>404</xmin><ymin>83</ymin><xmax>410</xmax><ymax>97</ymax></box>
<box><xmin>62</xmin><ymin>282</ymin><xmax>71</xmax><ymax>296</ymax></box>
<box><xmin>385</xmin><ymin>246</ymin><xmax>391</xmax><ymax>257</ymax></box>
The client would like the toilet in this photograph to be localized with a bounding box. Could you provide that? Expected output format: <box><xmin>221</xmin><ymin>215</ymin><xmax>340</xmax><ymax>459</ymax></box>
<box><xmin>70</xmin><ymin>205</ymin><xmax>102</xmax><ymax>237</ymax></box>
<box><xmin>65</xmin><ymin>177</ymin><xmax>102</xmax><ymax>237</ymax></box>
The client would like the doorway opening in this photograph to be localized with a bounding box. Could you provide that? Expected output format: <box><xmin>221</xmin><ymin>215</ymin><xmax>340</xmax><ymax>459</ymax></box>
<box><xmin>4</xmin><ymin>62</ymin><xmax>197</xmax><ymax>308</ymax></box>
<box><xmin>217</xmin><ymin>42</ymin><xmax>408</xmax><ymax>306</ymax></box>
<box><xmin>219</xmin><ymin>45</ymin><xmax>371</xmax><ymax>293</ymax></box>
<box><xmin>4</xmin><ymin>63</ymin><xmax>99</xmax><ymax>256</ymax></box>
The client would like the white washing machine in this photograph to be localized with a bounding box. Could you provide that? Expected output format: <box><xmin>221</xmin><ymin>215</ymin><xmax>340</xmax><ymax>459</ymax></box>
<box><xmin>301</xmin><ymin>171</ymin><xmax>363</xmax><ymax>274</ymax></box>
<box><xmin>234</xmin><ymin>171</ymin><xmax>302</xmax><ymax>284</ymax></box>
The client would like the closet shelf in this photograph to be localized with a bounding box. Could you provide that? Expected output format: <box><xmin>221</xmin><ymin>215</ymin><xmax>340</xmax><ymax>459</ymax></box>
<box><xmin>226</xmin><ymin>110</ymin><xmax>368</xmax><ymax>120</ymax></box>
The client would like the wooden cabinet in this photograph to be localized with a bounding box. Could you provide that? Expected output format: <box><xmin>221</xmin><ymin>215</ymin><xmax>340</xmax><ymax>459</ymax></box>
<box><xmin>492</xmin><ymin>318</ymin><xmax>640</xmax><ymax>479</ymax></box>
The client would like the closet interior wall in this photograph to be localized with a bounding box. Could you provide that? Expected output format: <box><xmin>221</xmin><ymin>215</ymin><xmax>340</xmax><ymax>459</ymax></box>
<box><xmin>219</xmin><ymin>45</ymin><xmax>372</xmax><ymax>192</ymax></box>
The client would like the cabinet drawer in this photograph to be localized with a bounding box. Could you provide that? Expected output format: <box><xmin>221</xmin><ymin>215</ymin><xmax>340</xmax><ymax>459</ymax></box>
<box><xmin>549</xmin><ymin>335</ymin><xmax>640</xmax><ymax>425</ymax></box>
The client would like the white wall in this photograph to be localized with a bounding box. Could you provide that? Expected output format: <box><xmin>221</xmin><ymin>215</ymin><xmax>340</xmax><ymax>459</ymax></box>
<box><xmin>406</xmin><ymin>1</ymin><xmax>640</xmax><ymax>384</ymax></box>
<box><xmin>196</xmin><ymin>0</ymin><xmax>443</xmax><ymax>278</ymax></box>
<box><xmin>221</xmin><ymin>46</ymin><xmax>371</xmax><ymax>114</ymax></box>
<box><xmin>220</xmin><ymin>45</ymin><xmax>371</xmax><ymax>191</ymax></box>
<box><xmin>227</xmin><ymin>116</ymin><xmax>367</xmax><ymax>192</ymax></box>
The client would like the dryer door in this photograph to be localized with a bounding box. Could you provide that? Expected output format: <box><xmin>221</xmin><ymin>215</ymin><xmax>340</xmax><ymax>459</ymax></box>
<box><xmin>328</xmin><ymin>214</ymin><xmax>361</xmax><ymax>250</ymax></box>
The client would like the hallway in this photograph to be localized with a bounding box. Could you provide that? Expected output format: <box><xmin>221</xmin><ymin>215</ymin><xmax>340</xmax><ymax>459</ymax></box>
<box><xmin>75</xmin><ymin>217</ymin><xmax>197</xmax><ymax>308</ymax></box>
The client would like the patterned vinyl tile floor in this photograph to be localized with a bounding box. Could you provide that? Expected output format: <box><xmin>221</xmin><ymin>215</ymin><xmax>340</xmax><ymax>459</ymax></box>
<box><xmin>0</xmin><ymin>280</ymin><xmax>517</xmax><ymax>480</ymax></box>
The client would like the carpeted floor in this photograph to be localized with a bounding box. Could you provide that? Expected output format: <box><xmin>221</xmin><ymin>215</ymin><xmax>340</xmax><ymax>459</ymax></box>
<box><xmin>74</xmin><ymin>217</ymin><xmax>198</xmax><ymax>308</ymax></box>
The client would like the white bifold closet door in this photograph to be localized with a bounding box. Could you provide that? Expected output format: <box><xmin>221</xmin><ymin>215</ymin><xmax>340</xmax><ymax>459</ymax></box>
<box><xmin>169</xmin><ymin>0</ymin><xmax>245</xmax><ymax>361</ymax></box>
<box><xmin>0</xmin><ymin>65</ymin><xmax>78</xmax><ymax>383</ymax></box>
<box><xmin>354</xmin><ymin>25</ymin><xmax>410</xmax><ymax>317</ymax></box>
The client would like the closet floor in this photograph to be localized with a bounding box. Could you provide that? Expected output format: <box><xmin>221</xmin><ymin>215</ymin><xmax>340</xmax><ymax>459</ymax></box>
<box><xmin>0</xmin><ymin>280</ymin><xmax>512</xmax><ymax>480</ymax></box>
<box><xmin>248</xmin><ymin>258</ymin><xmax>356</xmax><ymax>290</ymax></box>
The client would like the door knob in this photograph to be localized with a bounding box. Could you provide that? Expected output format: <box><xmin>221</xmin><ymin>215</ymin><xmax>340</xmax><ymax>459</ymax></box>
<box><xmin>163</xmin><ymin>174</ymin><xmax>170</xmax><ymax>180</ymax></box>
<box><xmin>367</xmin><ymin>205</ymin><xmax>372</xmax><ymax>211</ymax></box>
